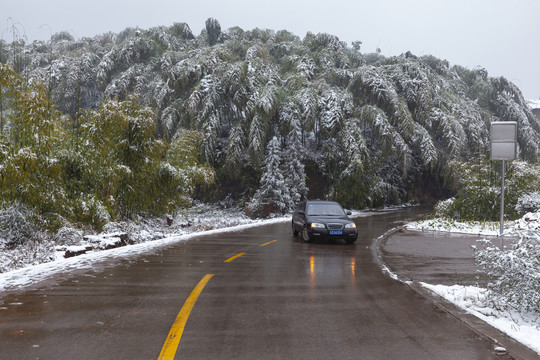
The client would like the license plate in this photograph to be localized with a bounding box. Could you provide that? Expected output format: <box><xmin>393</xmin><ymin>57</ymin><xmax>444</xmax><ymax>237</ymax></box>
<box><xmin>329</xmin><ymin>230</ymin><xmax>342</xmax><ymax>235</ymax></box>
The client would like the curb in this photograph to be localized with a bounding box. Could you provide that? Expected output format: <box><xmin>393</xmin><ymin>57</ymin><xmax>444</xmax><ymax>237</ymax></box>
<box><xmin>374</xmin><ymin>226</ymin><xmax>540</xmax><ymax>360</ymax></box>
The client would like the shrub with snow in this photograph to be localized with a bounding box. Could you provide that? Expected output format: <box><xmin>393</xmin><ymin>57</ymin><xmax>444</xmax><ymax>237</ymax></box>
<box><xmin>516</xmin><ymin>192</ymin><xmax>540</xmax><ymax>215</ymax></box>
<box><xmin>0</xmin><ymin>232</ymin><xmax>56</xmax><ymax>273</ymax></box>
<box><xmin>0</xmin><ymin>202</ymin><xmax>36</xmax><ymax>248</ymax></box>
<box><xmin>475</xmin><ymin>236</ymin><xmax>540</xmax><ymax>313</ymax></box>
<box><xmin>54</xmin><ymin>227</ymin><xmax>84</xmax><ymax>246</ymax></box>
<box><xmin>434</xmin><ymin>197</ymin><xmax>455</xmax><ymax>218</ymax></box>
<box><xmin>435</xmin><ymin>160</ymin><xmax>540</xmax><ymax>222</ymax></box>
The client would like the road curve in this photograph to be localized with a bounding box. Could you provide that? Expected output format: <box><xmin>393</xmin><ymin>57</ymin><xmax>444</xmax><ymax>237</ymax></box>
<box><xmin>0</xmin><ymin>208</ymin><xmax>508</xmax><ymax>359</ymax></box>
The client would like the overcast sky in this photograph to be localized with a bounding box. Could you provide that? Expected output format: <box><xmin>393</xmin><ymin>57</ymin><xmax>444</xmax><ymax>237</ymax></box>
<box><xmin>3</xmin><ymin>0</ymin><xmax>539</xmax><ymax>99</ymax></box>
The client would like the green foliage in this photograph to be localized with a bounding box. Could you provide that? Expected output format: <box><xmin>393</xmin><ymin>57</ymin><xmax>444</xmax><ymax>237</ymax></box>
<box><xmin>79</xmin><ymin>96</ymin><xmax>163</xmax><ymax>217</ymax></box>
<box><xmin>0</xmin><ymin>64</ymin><xmax>58</xmax><ymax>152</ymax></box>
<box><xmin>205</xmin><ymin>18</ymin><xmax>222</xmax><ymax>46</ymax></box>
<box><xmin>334</xmin><ymin>165</ymin><xmax>369</xmax><ymax>208</ymax></box>
<box><xmin>0</xmin><ymin>64</ymin><xmax>214</xmax><ymax>231</ymax></box>
<box><xmin>435</xmin><ymin>160</ymin><xmax>540</xmax><ymax>221</ymax></box>
<box><xmin>475</xmin><ymin>237</ymin><xmax>540</xmax><ymax>313</ymax></box>
<box><xmin>79</xmin><ymin>96</ymin><xmax>214</xmax><ymax>219</ymax></box>
<box><xmin>4</xmin><ymin>21</ymin><xmax>540</xmax><ymax>217</ymax></box>
<box><xmin>0</xmin><ymin>63</ymin><xmax>66</xmax><ymax>221</ymax></box>
<box><xmin>165</xmin><ymin>129</ymin><xmax>215</xmax><ymax>193</ymax></box>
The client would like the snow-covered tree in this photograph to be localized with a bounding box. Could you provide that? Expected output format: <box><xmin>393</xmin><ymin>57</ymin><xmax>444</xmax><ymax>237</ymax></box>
<box><xmin>249</xmin><ymin>136</ymin><xmax>291</xmax><ymax>215</ymax></box>
<box><xmin>319</xmin><ymin>87</ymin><xmax>352</xmax><ymax>139</ymax></box>
<box><xmin>225</xmin><ymin>123</ymin><xmax>246</xmax><ymax>179</ymax></box>
<box><xmin>282</xmin><ymin>115</ymin><xmax>308</xmax><ymax>206</ymax></box>
<box><xmin>205</xmin><ymin>18</ymin><xmax>222</xmax><ymax>46</ymax></box>
<box><xmin>295</xmin><ymin>88</ymin><xmax>318</xmax><ymax>143</ymax></box>
<box><xmin>5</xmin><ymin>19</ymin><xmax>540</xmax><ymax>215</ymax></box>
<box><xmin>248</xmin><ymin>113</ymin><xmax>267</xmax><ymax>166</ymax></box>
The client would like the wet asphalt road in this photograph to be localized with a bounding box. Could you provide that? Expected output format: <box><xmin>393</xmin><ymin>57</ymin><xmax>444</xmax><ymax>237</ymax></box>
<box><xmin>0</xmin><ymin>208</ymin><xmax>508</xmax><ymax>359</ymax></box>
<box><xmin>380</xmin><ymin>230</ymin><xmax>489</xmax><ymax>286</ymax></box>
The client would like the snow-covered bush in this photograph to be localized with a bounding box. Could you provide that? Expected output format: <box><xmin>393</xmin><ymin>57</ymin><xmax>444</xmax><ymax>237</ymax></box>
<box><xmin>475</xmin><ymin>237</ymin><xmax>540</xmax><ymax>313</ymax></box>
<box><xmin>54</xmin><ymin>226</ymin><xmax>84</xmax><ymax>245</ymax></box>
<box><xmin>0</xmin><ymin>202</ymin><xmax>36</xmax><ymax>247</ymax></box>
<box><xmin>516</xmin><ymin>192</ymin><xmax>540</xmax><ymax>215</ymax></box>
<box><xmin>433</xmin><ymin>197</ymin><xmax>455</xmax><ymax>218</ymax></box>
<box><xmin>0</xmin><ymin>232</ymin><xmax>56</xmax><ymax>273</ymax></box>
<box><xmin>436</xmin><ymin>160</ymin><xmax>540</xmax><ymax>221</ymax></box>
<box><xmin>81</xmin><ymin>196</ymin><xmax>111</xmax><ymax>229</ymax></box>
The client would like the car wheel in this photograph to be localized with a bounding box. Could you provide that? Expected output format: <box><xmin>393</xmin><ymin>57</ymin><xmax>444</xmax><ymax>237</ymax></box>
<box><xmin>292</xmin><ymin>222</ymin><xmax>299</xmax><ymax>237</ymax></box>
<box><xmin>346</xmin><ymin>237</ymin><xmax>357</xmax><ymax>245</ymax></box>
<box><xmin>302</xmin><ymin>227</ymin><xmax>313</xmax><ymax>243</ymax></box>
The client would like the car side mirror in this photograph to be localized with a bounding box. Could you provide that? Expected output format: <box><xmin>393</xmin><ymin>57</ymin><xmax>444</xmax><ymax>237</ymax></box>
<box><xmin>346</xmin><ymin>210</ymin><xmax>352</xmax><ymax>215</ymax></box>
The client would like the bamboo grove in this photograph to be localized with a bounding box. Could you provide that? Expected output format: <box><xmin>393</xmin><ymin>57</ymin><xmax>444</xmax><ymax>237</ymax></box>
<box><xmin>1</xmin><ymin>18</ymin><xmax>539</xmax><ymax>221</ymax></box>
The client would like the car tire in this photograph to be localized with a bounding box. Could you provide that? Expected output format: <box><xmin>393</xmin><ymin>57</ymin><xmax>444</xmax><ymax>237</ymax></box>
<box><xmin>302</xmin><ymin>227</ymin><xmax>313</xmax><ymax>243</ymax></box>
<box><xmin>292</xmin><ymin>222</ymin><xmax>299</xmax><ymax>237</ymax></box>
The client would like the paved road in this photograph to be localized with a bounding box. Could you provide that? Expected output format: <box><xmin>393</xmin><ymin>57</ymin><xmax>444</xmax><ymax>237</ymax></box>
<box><xmin>380</xmin><ymin>230</ymin><xmax>489</xmax><ymax>286</ymax></box>
<box><xmin>0</xmin><ymin>208</ymin><xmax>507</xmax><ymax>359</ymax></box>
<box><xmin>381</xmin><ymin>229</ymin><xmax>540</xmax><ymax>360</ymax></box>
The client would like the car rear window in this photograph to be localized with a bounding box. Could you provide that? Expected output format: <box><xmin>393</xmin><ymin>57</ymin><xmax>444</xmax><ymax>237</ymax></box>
<box><xmin>306</xmin><ymin>203</ymin><xmax>345</xmax><ymax>216</ymax></box>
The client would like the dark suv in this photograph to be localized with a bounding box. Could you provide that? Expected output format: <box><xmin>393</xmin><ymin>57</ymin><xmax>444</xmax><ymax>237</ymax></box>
<box><xmin>292</xmin><ymin>200</ymin><xmax>358</xmax><ymax>244</ymax></box>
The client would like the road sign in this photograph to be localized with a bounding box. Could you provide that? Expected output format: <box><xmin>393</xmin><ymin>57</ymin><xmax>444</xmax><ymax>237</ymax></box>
<box><xmin>490</xmin><ymin>121</ymin><xmax>517</xmax><ymax>160</ymax></box>
<box><xmin>489</xmin><ymin>121</ymin><xmax>518</xmax><ymax>243</ymax></box>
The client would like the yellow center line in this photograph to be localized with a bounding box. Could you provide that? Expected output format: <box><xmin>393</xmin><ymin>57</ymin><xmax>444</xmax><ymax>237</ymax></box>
<box><xmin>157</xmin><ymin>274</ymin><xmax>214</xmax><ymax>360</ymax></box>
<box><xmin>224</xmin><ymin>252</ymin><xmax>246</xmax><ymax>263</ymax></box>
<box><xmin>259</xmin><ymin>240</ymin><xmax>277</xmax><ymax>247</ymax></box>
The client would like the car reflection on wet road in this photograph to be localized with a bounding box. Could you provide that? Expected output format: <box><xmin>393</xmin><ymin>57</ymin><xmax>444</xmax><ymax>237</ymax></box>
<box><xmin>0</xmin><ymin>207</ymin><xmax>508</xmax><ymax>360</ymax></box>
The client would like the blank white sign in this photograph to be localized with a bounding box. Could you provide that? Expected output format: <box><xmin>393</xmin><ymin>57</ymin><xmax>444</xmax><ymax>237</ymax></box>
<box><xmin>490</xmin><ymin>121</ymin><xmax>517</xmax><ymax>160</ymax></box>
<box><xmin>491</xmin><ymin>142</ymin><xmax>517</xmax><ymax>160</ymax></box>
<box><xmin>491</xmin><ymin>122</ymin><xmax>517</xmax><ymax>142</ymax></box>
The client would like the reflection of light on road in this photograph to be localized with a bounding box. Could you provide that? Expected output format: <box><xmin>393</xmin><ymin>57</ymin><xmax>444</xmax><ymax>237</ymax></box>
<box><xmin>310</xmin><ymin>255</ymin><xmax>315</xmax><ymax>278</ymax></box>
<box><xmin>309</xmin><ymin>255</ymin><xmax>316</xmax><ymax>291</ymax></box>
<box><xmin>351</xmin><ymin>257</ymin><xmax>356</xmax><ymax>278</ymax></box>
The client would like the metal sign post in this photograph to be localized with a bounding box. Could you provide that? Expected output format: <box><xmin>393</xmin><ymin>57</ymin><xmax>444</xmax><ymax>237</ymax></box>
<box><xmin>490</xmin><ymin>121</ymin><xmax>517</xmax><ymax>249</ymax></box>
<box><xmin>500</xmin><ymin>159</ymin><xmax>505</xmax><ymax>236</ymax></box>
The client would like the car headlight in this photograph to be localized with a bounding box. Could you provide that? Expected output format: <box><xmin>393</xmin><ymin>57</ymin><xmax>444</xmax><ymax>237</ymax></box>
<box><xmin>345</xmin><ymin>223</ymin><xmax>356</xmax><ymax>229</ymax></box>
<box><xmin>311</xmin><ymin>223</ymin><xmax>325</xmax><ymax>229</ymax></box>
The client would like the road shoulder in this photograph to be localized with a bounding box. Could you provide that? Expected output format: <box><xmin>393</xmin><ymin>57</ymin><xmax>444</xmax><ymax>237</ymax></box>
<box><xmin>378</xmin><ymin>228</ymin><xmax>539</xmax><ymax>360</ymax></box>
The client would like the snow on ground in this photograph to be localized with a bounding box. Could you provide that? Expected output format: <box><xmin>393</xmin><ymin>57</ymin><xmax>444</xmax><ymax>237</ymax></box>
<box><xmin>406</xmin><ymin>211</ymin><xmax>540</xmax><ymax>238</ymax></box>
<box><xmin>405</xmin><ymin>211</ymin><xmax>540</xmax><ymax>356</ymax></box>
<box><xmin>3</xmin><ymin>203</ymin><xmax>539</xmax><ymax>354</ymax></box>
<box><xmin>406</xmin><ymin>217</ymin><xmax>500</xmax><ymax>235</ymax></box>
<box><xmin>422</xmin><ymin>283</ymin><xmax>540</xmax><ymax>355</ymax></box>
<box><xmin>0</xmin><ymin>204</ymin><xmax>377</xmax><ymax>292</ymax></box>
<box><xmin>0</xmin><ymin>204</ymin><xmax>290</xmax><ymax>292</ymax></box>
<box><xmin>0</xmin><ymin>217</ymin><xmax>290</xmax><ymax>292</ymax></box>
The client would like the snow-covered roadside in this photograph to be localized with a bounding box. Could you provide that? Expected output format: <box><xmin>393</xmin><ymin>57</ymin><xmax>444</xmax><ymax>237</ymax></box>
<box><xmin>0</xmin><ymin>205</ymin><xmax>376</xmax><ymax>293</ymax></box>
<box><xmin>406</xmin><ymin>211</ymin><xmax>540</xmax><ymax>236</ymax></box>
<box><xmin>422</xmin><ymin>283</ymin><xmax>540</xmax><ymax>355</ymax></box>
<box><xmin>404</xmin><ymin>212</ymin><xmax>540</xmax><ymax>356</ymax></box>
<box><xmin>0</xmin><ymin>205</ymin><xmax>289</xmax><ymax>293</ymax></box>
<box><xmin>0</xmin><ymin>203</ymin><xmax>380</xmax><ymax>292</ymax></box>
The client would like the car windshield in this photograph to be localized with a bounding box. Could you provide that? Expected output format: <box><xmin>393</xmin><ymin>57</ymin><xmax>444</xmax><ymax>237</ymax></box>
<box><xmin>306</xmin><ymin>203</ymin><xmax>345</xmax><ymax>216</ymax></box>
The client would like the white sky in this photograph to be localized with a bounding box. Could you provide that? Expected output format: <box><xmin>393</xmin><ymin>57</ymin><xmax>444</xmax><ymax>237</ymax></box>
<box><xmin>3</xmin><ymin>0</ymin><xmax>539</xmax><ymax>99</ymax></box>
